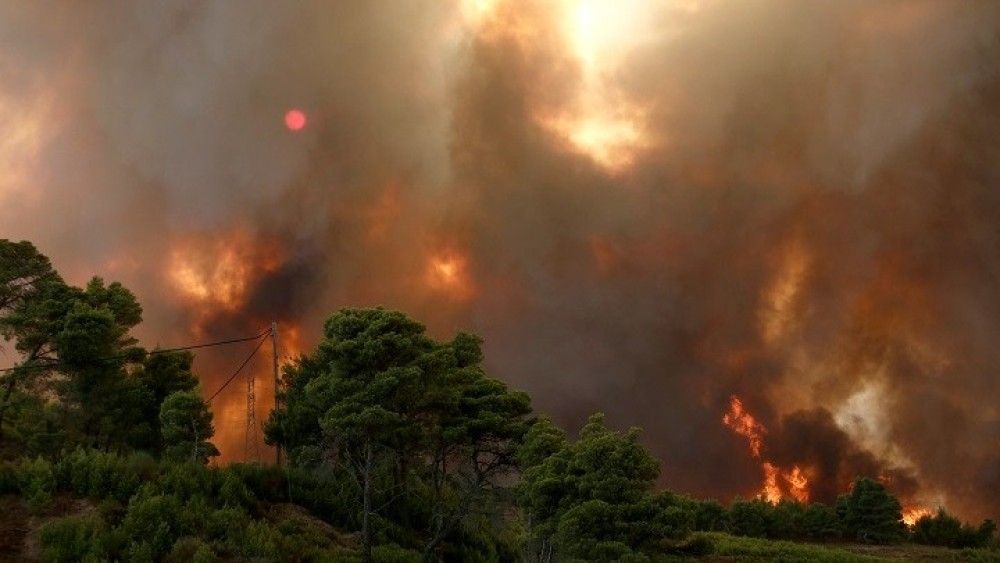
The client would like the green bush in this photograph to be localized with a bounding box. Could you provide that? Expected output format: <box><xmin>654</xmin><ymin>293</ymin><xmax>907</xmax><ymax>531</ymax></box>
<box><xmin>119</xmin><ymin>488</ymin><xmax>185</xmax><ymax>558</ymax></box>
<box><xmin>0</xmin><ymin>462</ymin><xmax>18</xmax><ymax>494</ymax></box>
<box><xmin>160</xmin><ymin>460</ymin><xmax>217</xmax><ymax>500</ymax></box>
<box><xmin>226</xmin><ymin>462</ymin><xmax>288</xmax><ymax>502</ymax></box>
<box><xmin>205</xmin><ymin>505</ymin><xmax>252</xmax><ymax>545</ymax></box>
<box><xmin>219</xmin><ymin>470</ymin><xmax>257</xmax><ymax>510</ymax></box>
<box><xmin>54</xmin><ymin>448</ymin><xmax>143</xmax><ymax>502</ymax></box>
<box><xmin>166</xmin><ymin>536</ymin><xmax>215</xmax><ymax>563</ymax></box>
<box><xmin>371</xmin><ymin>543</ymin><xmax>422</xmax><ymax>562</ymax></box>
<box><xmin>242</xmin><ymin>520</ymin><xmax>281</xmax><ymax>559</ymax></box>
<box><xmin>17</xmin><ymin>456</ymin><xmax>55</xmax><ymax>513</ymax></box>
<box><xmin>38</xmin><ymin>514</ymin><xmax>107</xmax><ymax>562</ymax></box>
<box><xmin>727</xmin><ymin>497</ymin><xmax>771</xmax><ymax>538</ymax></box>
<box><xmin>912</xmin><ymin>509</ymin><xmax>997</xmax><ymax>549</ymax></box>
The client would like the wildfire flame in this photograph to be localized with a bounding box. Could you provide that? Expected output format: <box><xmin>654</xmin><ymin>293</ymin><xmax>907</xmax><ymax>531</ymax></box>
<box><xmin>785</xmin><ymin>464</ymin><xmax>810</xmax><ymax>503</ymax></box>
<box><xmin>723</xmin><ymin>395</ymin><xmax>811</xmax><ymax>504</ymax></box>
<box><xmin>902</xmin><ymin>506</ymin><xmax>933</xmax><ymax>527</ymax></box>
<box><xmin>723</xmin><ymin>395</ymin><xmax>766</xmax><ymax>458</ymax></box>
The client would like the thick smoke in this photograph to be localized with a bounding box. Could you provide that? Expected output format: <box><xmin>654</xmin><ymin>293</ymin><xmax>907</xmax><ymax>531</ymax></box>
<box><xmin>1</xmin><ymin>1</ymin><xmax>997</xmax><ymax>519</ymax></box>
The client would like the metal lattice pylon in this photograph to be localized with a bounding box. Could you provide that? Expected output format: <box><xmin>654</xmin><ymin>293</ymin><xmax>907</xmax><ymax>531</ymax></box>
<box><xmin>245</xmin><ymin>355</ymin><xmax>261</xmax><ymax>462</ymax></box>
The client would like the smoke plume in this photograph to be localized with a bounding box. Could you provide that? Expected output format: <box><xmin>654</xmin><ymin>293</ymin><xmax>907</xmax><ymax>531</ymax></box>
<box><xmin>1</xmin><ymin>0</ymin><xmax>997</xmax><ymax>520</ymax></box>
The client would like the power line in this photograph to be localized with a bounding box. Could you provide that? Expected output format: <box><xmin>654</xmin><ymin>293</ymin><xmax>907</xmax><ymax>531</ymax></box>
<box><xmin>206</xmin><ymin>332</ymin><xmax>269</xmax><ymax>402</ymax></box>
<box><xmin>0</xmin><ymin>329</ymin><xmax>271</xmax><ymax>374</ymax></box>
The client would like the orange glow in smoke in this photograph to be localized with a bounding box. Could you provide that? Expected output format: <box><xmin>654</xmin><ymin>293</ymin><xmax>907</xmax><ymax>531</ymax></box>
<box><xmin>168</xmin><ymin>229</ymin><xmax>283</xmax><ymax>314</ymax></box>
<box><xmin>760</xmin><ymin>240</ymin><xmax>810</xmax><ymax>344</ymax></box>
<box><xmin>426</xmin><ymin>250</ymin><xmax>475</xmax><ymax>301</ymax></box>
<box><xmin>278</xmin><ymin>323</ymin><xmax>303</xmax><ymax>366</ymax></box>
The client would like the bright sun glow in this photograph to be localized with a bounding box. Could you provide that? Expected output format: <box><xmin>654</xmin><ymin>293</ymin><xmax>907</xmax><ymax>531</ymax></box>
<box><xmin>0</xmin><ymin>93</ymin><xmax>49</xmax><ymax>203</ymax></box>
<box><xmin>552</xmin><ymin>0</ymin><xmax>656</xmax><ymax>172</ymax></box>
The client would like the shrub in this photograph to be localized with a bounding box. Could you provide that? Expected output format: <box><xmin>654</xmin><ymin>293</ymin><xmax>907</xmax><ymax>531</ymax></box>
<box><xmin>912</xmin><ymin>509</ymin><xmax>998</xmax><ymax>549</ymax></box>
<box><xmin>802</xmin><ymin>502</ymin><xmax>841</xmax><ymax>541</ymax></box>
<box><xmin>54</xmin><ymin>449</ymin><xmax>143</xmax><ymax>502</ymax></box>
<box><xmin>691</xmin><ymin>499</ymin><xmax>727</xmax><ymax>532</ymax></box>
<box><xmin>205</xmin><ymin>505</ymin><xmax>251</xmax><ymax>545</ymax></box>
<box><xmin>0</xmin><ymin>462</ymin><xmax>18</xmax><ymax>494</ymax></box>
<box><xmin>241</xmin><ymin>520</ymin><xmax>280</xmax><ymax>559</ymax></box>
<box><xmin>17</xmin><ymin>456</ymin><xmax>55</xmax><ymax>513</ymax></box>
<box><xmin>768</xmin><ymin>500</ymin><xmax>807</xmax><ymax>539</ymax></box>
<box><xmin>219</xmin><ymin>471</ymin><xmax>257</xmax><ymax>510</ymax></box>
<box><xmin>371</xmin><ymin>543</ymin><xmax>423</xmax><ymax>562</ymax></box>
<box><xmin>226</xmin><ymin>462</ymin><xmax>288</xmax><ymax>502</ymax></box>
<box><xmin>160</xmin><ymin>460</ymin><xmax>217</xmax><ymax>500</ymax></box>
<box><xmin>727</xmin><ymin>497</ymin><xmax>771</xmax><ymax>538</ymax></box>
<box><xmin>166</xmin><ymin>536</ymin><xmax>215</xmax><ymax>563</ymax></box>
<box><xmin>119</xmin><ymin>488</ymin><xmax>185</xmax><ymax>558</ymax></box>
<box><xmin>38</xmin><ymin>514</ymin><xmax>107</xmax><ymax>562</ymax></box>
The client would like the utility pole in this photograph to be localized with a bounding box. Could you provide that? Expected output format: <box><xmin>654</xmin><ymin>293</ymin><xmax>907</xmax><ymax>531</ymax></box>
<box><xmin>272</xmin><ymin>321</ymin><xmax>282</xmax><ymax>466</ymax></box>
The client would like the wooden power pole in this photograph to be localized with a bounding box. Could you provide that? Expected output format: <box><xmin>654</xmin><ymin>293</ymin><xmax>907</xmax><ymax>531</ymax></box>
<box><xmin>271</xmin><ymin>321</ymin><xmax>282</xmax><ymax>466</ymax></box>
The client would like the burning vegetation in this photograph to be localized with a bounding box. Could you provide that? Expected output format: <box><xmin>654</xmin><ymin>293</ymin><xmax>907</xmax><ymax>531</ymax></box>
<box><xmin>0</xmin><ymin>0</ymin><xmax>997</xmax><ymax>528</ymax></box>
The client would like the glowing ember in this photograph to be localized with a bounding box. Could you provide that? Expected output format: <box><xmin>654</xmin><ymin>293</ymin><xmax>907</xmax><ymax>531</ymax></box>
<box><xmin>723</xmin><ymin>395</ymin><xmax>767</xmax><ymax>458</ymax></box>
<box><xmin>284</xmin><ymin>109</ymin><xmax>307</xmax><ymax>131</ymax></box>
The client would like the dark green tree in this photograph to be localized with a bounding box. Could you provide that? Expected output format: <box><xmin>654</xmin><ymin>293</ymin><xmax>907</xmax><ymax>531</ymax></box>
<box><xmin>519</xmin><ymin>413</ymin><xmax>690</xmax><ymax>561</ymax></box>
<box><xmin>802</xmin><ymin>502</ymin><xmax>841</xmax><ymax>541</ymax></box>
<box><xmin>912</xmin><ymin>508</ymin><xmax>997</xmax><ymax>548</ymax></box>
<box><xmin>769</xmin><ymin>499</ymin><xmax>807</xmax><ymax>539</ymax></box>
<box><xmin>0</xmin><ymin>240</ymin><xmax>69</xmax><ymax>446</ymax></box>
<box><xmin>842</xmin><ymin>477</ymin><xmax>904</xmax><ymax>543</ymax></box>
<box><xmin>727</xmin><ymin>497</ymin><xmax>771</xmax><ymax>538</ymax></box>
<box><xmin>159</xmin><ymin>389</ymin><xmax>219</xmax><ymax>464</ymax></box>
<box><xmin>266</xmin><ymin>308</ymin><xmax>532</xmax><ymax>562</ymax></box>
<box><xmin>131</xmin><ymin>351</ymin><xmax>199</xmax><ymax>453</ymax></box>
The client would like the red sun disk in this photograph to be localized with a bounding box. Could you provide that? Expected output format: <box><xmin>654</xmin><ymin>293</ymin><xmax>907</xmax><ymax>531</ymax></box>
<box><xmin>284</xmin><ymin>109</ymin><xmax>307</xmax><ymax>131</ymax></box>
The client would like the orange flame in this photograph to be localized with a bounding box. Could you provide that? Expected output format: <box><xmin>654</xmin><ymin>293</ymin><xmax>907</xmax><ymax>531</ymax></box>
<box><xmin>785</xmin><ymin>465</ymin><xmax>810</xmax><ymax>503</ymax></box>
<box><xmin>761</xmin><ymin>462</ymin><xmax>783</xmax><ymax>504</ymax></box>
<box><xmin>902</xmin><ymin>506</ymin><xmax>933</xmax><ymax>526</ymax></box>
<box><xmin>723</xmin><ymin>394</ymin><xmax>811</xmax><ymax>504</ymax></box>
<box><xmin>723</xmin><ymin>395</ymin><xmax>766</xmax><ymax>458</ymax></box>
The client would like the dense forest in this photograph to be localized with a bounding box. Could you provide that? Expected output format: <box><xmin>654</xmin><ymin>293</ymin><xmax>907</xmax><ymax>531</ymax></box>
<box><xmin>1</xmin><ymin>238</ymin><xmax>997</xmax><ymax>561</ymax></box>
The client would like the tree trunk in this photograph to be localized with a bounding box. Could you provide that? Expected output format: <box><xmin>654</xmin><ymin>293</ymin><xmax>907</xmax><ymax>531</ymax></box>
<box><xmin>0</xmin><ymin>374</ymin><xmax>17</xmax><ymax>444</ymax></box>
<box><xmin>361</xmin><ymin>438</ymin><xmax>374</xmax><ymax>563</ymax></box>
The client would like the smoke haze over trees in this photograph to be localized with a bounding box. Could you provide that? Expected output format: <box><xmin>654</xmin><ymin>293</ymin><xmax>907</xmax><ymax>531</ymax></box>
<box><xmin>0</xmin><ymin>0</ymin><xmax>998</xmax><ymax>522</ymax></box>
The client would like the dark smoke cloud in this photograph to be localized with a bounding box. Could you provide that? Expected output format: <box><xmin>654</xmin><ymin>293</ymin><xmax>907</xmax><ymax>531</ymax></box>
<box><xmin>1</xmin><ymin>0</ymin><xmax>997</xmax><ymax>519</ymax></box>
